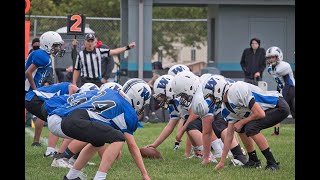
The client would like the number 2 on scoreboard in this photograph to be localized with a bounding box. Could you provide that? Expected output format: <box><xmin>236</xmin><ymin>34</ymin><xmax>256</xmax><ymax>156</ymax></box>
<box><xmin>70</xmin><ymin>15</ymin><xmax>82</xmax><ymax>32</ymax></box>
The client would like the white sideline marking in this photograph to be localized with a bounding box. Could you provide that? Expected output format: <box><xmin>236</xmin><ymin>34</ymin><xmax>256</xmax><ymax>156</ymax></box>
<box><xmin>25</xmin><ymin>127</ymin><xmax>48</xmax><ymax>146</ymax></box>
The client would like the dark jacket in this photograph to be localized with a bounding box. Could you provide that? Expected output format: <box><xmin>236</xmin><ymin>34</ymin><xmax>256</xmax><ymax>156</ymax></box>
<box><xmin>99</xmin><ymin>44</ymin><xmax>115</xmax><ymax>81</ymax></box>
<box><xmin>240</xmin><ymin>48</ymin><xmax>266</xmax><ymax>80</ymax></box>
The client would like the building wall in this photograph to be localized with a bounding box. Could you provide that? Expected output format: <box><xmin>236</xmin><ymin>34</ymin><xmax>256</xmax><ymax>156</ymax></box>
<box><xmin>206</xmin><ymin>5</ymin><xmax>295</xmax><ymax>90</ymax></box>
<box><xmin>212</xmin><ymin>5</ymin><xmax>295</xmax><ymax>71</ymax></box>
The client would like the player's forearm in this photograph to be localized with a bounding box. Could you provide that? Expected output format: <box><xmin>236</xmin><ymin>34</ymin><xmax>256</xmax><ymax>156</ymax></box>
<box><xmin>153</xmin><ymin>121</ymin><xmax>176</xmax><ymax>147</ymax></box>
<box><xmin>220</xmin><ymin>125</ymin><xmax>234</xmax><ymax>163</ymax></box>
<box><xmin>26</xmin><ymin>73</ymin><xmax>36</xmax><ymax>90</ymax></box>
<box><xmin>72</xmin><ymin>70</ymin><xmax>80</xmax><ymax>85</ymax></box>
<box><xmin>202</xmin><ymin>120</ymin><xmax>213</xmax><ymax>160</ymax></box>
<box><xmin>127</xmin><ymin>140</ymin><xmax>149</xmax><ymax>177</ymax></box>
<box><xmin>110</xmin><ymin>46</ymin><xmax>128</xmax><ymax>56</ymax></box>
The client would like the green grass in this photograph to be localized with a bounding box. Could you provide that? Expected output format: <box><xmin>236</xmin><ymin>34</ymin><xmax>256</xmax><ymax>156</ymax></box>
<box><xmin>25</xmin><ymin>123</ymin><xmax>295</xmax><ymax>180</ymax></box>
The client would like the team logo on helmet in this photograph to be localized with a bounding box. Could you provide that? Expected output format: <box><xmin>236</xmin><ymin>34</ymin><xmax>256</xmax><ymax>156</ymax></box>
<box><xmin>156</xmin><ymin>77</ymin><xmax>169</xmax><ymax>89</ymax></box>
<box><xmin>140</xmin><ymin>87</ymin><xmax>151</xmax><ymax>101</ymax></box>
<box><xmin>172</xmin><ymin>66</ymin><xmax>186</xmax><ymax>75</ymax></box>
<box><xmin>205</xmin><ymin>77</ymin><xmax>217</xmax><ymax>91</ymax></box>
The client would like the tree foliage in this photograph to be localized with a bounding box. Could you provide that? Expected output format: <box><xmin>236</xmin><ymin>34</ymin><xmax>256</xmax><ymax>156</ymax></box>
<box><xmin>28</xmin><ymin>0</ymin><xmax>207</xmax><ymax>60</ymax></box>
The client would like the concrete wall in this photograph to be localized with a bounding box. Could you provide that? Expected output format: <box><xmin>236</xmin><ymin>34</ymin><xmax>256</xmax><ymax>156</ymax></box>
<box><xmin>210</xmin><ymin>5</ymin><xmax>295</xmax><ymax>70</ymax></box>
<box><xmin>207</xmin><ymin>5</ymin><xmax>295</xmax><ymax>90</ymax></box>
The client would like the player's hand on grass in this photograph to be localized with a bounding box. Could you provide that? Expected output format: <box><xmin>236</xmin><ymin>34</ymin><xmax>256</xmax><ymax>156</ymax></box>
<box><xmin>142</xmin><ymin>174</ymin><xmax>151</xmax><ymax>180</ymax></box>
<box><xmin>215</xmin><ymin>161</ymin><xmax>225</xmax><ymax>170</ymax></box>
<box><xmin>201</xmin><ymin>158</ymin><xmax>211</xmax><ymax>166</ymax></box>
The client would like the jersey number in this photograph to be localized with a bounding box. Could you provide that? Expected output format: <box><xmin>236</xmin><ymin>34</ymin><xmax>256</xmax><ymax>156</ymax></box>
<box><xmin>89</xmin><ymin>100</ymin><xmax>116</xmax><ymax>114</ymax></box>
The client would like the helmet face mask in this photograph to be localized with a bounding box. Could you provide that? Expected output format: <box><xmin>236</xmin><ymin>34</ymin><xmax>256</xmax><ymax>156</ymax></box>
<box><xmin>51</xmin><ymin>43</ymin><xmax>66</xmax><ymax>57</ymax></box>
<box><xmin>171</xmin><ymin>71</ymin><xmax>200</xmax><ymax>107</ymax></box>
<box><xmin>153</xmin><ymin>75</ymin><xmax>175</xmax><ymax>109</ymax></box>
<box><xmin>176</xmin><ymin>92</ymin><xmax>193</xmax><ymax>107</ymax></box>
<box><xmin>154</xmin><ymin>93</ymin><xmax>169</xmax><ymax>109</ymax></box>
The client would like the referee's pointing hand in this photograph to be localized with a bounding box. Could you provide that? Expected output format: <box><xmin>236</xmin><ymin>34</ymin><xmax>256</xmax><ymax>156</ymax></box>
<box><xmin>128</xmin><ymin>42</ymin><xmax>136</xmax><ymax>49</ymax></box>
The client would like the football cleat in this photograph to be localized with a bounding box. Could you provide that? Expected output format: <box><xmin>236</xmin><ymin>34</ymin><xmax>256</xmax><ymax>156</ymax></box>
<box><xmin>43</xmin><ymin>151</ymin><xmax>57</xmax><ymax>158</ymax></box>
<box><xmin>265</xmin><ymin>161</ymin><xmax>280</xmax><ymax>171</ymax></box>
<box><xmin>51</xmin><ymin>158</ymin><xmax>73</xmax><ymax>168</ymax></box>
<box><xmin>243</xmin><ymin>159</ymin><xmax>262</xmax><ymax>169</ymax></box>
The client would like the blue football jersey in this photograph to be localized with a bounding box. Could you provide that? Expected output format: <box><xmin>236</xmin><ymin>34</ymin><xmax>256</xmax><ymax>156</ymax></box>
<box><xmin>44</xmin><ymin>89</ymin><xmax>99</xmax><ymax>116</ymax></box>
<box><xmin>25</xmin><ymin>49</ymin><xmax>52</xmax><ymax>92</ymax></box>
<box><xmin>51</xmin><ymin>89</ymin><xmax>139</xmax><ymax>135</ymax></box>
<box><xmin>25</xmin><ymin>82</ymin><xmax>72</xmax><ymax>101</ymax></box>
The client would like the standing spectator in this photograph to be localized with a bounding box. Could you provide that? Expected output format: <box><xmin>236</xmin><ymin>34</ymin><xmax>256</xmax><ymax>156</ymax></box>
<box><xmin>95</xmin><ymin>35</ymin><xmax>115</xmax><ymax>83</ymax></box>
<box><xmin>25</xmin><ymin>31</ymin><xmax>65</xmax><ymax>146</ymax></box>
<box><xmin>240</xmin><ymin>38</ymin><xmax>266</xmax><ymax>85</ymax></box>
<box><xmin>72</xmin><ymin>33</ymin><xmax>136</xmax><ymax>87</ymax></box>
<box><xmin>28</xmin><ymin>37</ymin><xmax>40</xmax><ymax>55</ymax></box>
<box><xmin>266</xmin><ymin>46</ymin><xmax>295</xmax><ymax>136</ymax></box>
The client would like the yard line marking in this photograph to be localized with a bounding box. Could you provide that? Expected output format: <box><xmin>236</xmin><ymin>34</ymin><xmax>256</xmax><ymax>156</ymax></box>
<box><xmin>25</xmin><ymin>127</ymin><xmax>48</xmax><ymax>146</ymax></box>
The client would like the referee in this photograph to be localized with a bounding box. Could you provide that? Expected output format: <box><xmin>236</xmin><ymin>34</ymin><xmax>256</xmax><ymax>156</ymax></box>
<box><xmin>72</xmin><ymin>33</ymin><xmax>136</xmax><ymax>87</ymax></box>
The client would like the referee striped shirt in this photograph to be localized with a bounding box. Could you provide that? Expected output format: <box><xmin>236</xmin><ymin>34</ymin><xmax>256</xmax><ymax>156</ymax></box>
<box><xmin>74</xmin><ymin>48</ymin><xmax>110</xmax><ymax>79</ymax></box>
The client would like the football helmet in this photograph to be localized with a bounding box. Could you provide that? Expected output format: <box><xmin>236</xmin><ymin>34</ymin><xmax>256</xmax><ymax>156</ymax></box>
<box><xmin>122</xmin><ymin>78</ymin><xmax>152</xmax><ymax>115</ymax></box>
<box><xmin>168</xmin><ymin>64</ymin><xmax>190</xmax><ymax>76</ymax></box>
<box><xmin>39</xmin><ymin>31</ymin><xmax>65</xmax><ymax>57</ymax></box>
<box><xmin>202</xmin><ymin>74</ymin><xmax>229</xmax><ymax>108</ymax></box>
<box><xmin>100</xmin><ymin>82</ymin><xmax>123</xmax><ymax>92</ymax></box>
<box><xmin>199</xmin><ymin>73</ymin><xmax>212</xmax><ymax>84</ymax></box>
<box><xmin>153</xmin><ymin>74</ymin><xmax>175</xmax><ymax>109</ymax></box>
<box><xmin>266</xmin><ymin>46</ymin><xmax>283</xmax><ymax>66</ymax></box>
<box><xmin>171</xmin><ymin>71</ymin><xmax>200</xmax><ymax>107</ymax></box>
<box><xmin>79</xmin><ymin>83</ymin><xmax>99</xmax><ymax>93</ymax></box>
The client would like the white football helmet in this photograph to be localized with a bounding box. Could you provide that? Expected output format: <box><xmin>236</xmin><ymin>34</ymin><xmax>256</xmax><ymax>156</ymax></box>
<box><xmin>168</xmin><ymin>64</ymin><xmax>190</xmax><ymax>76</ymax></box>
<box><xmin>201</xmin><ymin>74</ymin><xmax>226</xmax><ymax>107</ymax></box>
<box><xmin>122</xmin><ymin>78</ymin><xmax>152</xmax><ymax>115</ymax></box>
<box><xmin>79</xmin><ymin>83</ymin><xmax>99</xmax><ymax>93</ymax></box>
<box><xmin>40</xmin><ymin>31</ymin><xmax>65</xmax><ymax>57</ymax></box>
<box><xmin>100</xmin><ymin>82</ymin><xmax>123</xmax><ymax>92</ymax></box>
<box><xmin>199</xmin><ymin>73</ymin><xmax>212</xmax><ymax>84</ymax></box>
<box><xmin>202</xmin><ymin>75</ymin><xmax>230</xmax><ymax>108</ymax></box>
<box><xmin>153</xmin><ymin>74</ymin><xmax>175</xmax><ymax>109</ymax></box>
<box><xmin>266</xmin><ymin>46</ymin><xmax>283</xmax><ymax>66</ymax></box>
<box><xmin>171</xmin><ymin>71</ymin><xmax>200</xmax><ymax>107</ymax></box>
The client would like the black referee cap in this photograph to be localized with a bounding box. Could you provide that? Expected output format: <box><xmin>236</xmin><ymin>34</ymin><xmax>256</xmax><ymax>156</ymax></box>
<box><xmin>85</xmin><ymin>33</ymin><xmax>95</xmax><ymax>41</ymax></box>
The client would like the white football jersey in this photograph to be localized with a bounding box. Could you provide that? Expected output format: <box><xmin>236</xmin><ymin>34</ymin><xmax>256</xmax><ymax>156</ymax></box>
<box><xmin>221</xmin><ymin>81</ymin><xmax>282</xmax><ymax>123</ymax></box>
<box><xmin>267</xmin><ymin>61</ymin><xmax>295</xmax><ymax>91</ymax></box>
<box><xmin>168</xmin><ymin>97</ymin><xmax>190</xmax><ymax>121</ymax></box>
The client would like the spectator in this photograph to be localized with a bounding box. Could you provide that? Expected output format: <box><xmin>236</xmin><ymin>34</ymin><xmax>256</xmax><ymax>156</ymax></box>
<box><xmin>28</xmin><ymin>37</ymin><xmax>40</xmax><ymax>55</ymax></box>
<box><xmin>240</xmin><ymin>38</ymin><xmax>266</xmax><ymax>85</ymax></box>
<box><xmin>72</xmin><ymin>33</ymin><xmax>136</xmax><ymax>87</ymax></box>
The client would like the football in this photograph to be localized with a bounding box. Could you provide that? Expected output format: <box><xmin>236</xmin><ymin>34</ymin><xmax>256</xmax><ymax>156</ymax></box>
<box><xmin>139</xmin><ymin>147</ymin><xmax>162</xmax><ymax>159</ymax></box>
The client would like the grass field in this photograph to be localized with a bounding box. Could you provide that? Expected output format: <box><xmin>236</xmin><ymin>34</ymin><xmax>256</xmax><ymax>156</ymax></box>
<box><xmin>25</xmin><ymin>123</ymin><xmax>295</xmax><ymax>180</ymax></box>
